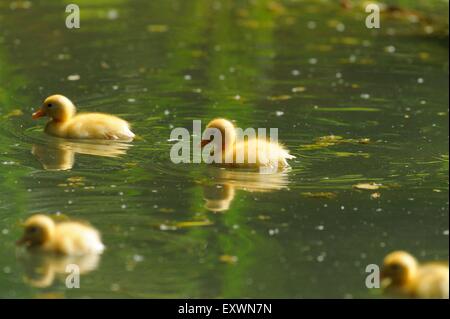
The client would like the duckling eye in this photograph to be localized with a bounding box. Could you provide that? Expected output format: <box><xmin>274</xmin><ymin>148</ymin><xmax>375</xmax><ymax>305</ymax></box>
<box><xmin>390</xmin><ymin>263</ymin><xmax>402</xmax><ymax>272</ymax></box>
<box><xmin>47</xmin><ymin>103</ymin><xmax>52</xmax><ymax>107</ymax></box>
<box><xmin>28</xmin><ymin>226</ymin><xmax>38</xmax><ymax>233</ymax></box>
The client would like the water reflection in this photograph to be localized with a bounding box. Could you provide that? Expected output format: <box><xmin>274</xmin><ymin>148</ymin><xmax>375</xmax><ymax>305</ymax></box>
<box><xmin>32</xmin><ymin>138</ymin><xmax>132</xmax><ymax>170</ymax></box>
<box><xmin>17</xmin><ymin>251</ymin><xmax>100</xmax><ymax>288</ymax></box>
<box><xmin>203</xmin><ymin>168</ymin><xmax>290</xmax><ymax>212</ymax></box>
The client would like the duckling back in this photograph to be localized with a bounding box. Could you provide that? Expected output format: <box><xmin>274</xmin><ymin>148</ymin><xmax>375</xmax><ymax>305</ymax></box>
<box><xmin>228</xmin><ymin>138</ymin><xmax>295</xmax><ymax>170</ymax></box>
<box><xmin>414</xmin><ymin>263</ymin><xmax>449</xmax><ymax>299</ymax></box>
<box><xmin>47</xmin><ymin>113</ymin><xmax>134</xmax><ymax>140</ymax></box>
<box><xmin>53</xmin><ymin>222</ymin><xmax>105</xmax><ymax>255</ymax></box>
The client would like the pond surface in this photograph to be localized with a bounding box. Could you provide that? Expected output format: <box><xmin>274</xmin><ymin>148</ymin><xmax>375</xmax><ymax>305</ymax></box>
<box><xmin>0</xmin><ymin>0</ymin><xmax>448</xmax><ymax>298</ymax></box>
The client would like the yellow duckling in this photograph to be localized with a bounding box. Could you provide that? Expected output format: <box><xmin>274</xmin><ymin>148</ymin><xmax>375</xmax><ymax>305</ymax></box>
<box><xmin>32</xmin><ymin>95</ymin><xmax>135</xmax><ymax>140</ymax></box>
<box><xmin>17</xmin><ymin>214</ymin><xmax>105</xmax><ymax>256</ymax></box>
<box><xmin>200</xmin><ymin>118</ymin><xmax>295</xmax><ymax>170</ymax></box>
<box><xmin>381</xmin><ymin>251</ymin><xmax>449</xmax><ymax>299</ymax></box>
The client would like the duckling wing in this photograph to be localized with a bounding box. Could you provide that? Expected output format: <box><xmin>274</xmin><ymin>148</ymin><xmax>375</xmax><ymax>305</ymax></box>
<box><xmin>415</xmin><ymin>264</ymin><xmax>449</xmax><ymax>299</ymax></box>
<box><xmin>231</xmin><ymin>139</ymin><xmax>294</xmax><ymax>169</ymax></box>
<box><xmin>65</xmin><ymin>113</ymin><xmax>134</xmax><ymax>140</ymax></box>
<box><xmin>55</xmin><ymin>223</ymin><xmax>105</xmax><ymax>255</ymax></box>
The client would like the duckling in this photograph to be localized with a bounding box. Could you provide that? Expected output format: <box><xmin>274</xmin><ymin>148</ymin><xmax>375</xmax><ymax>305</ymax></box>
<box><xmin>381</xmin><ymin>251</ymin><xmax>449</xmax><ymax>299</ymax></box>
<box><xmin>17</xmin><ymin>214</ymin><xmax>105</xmax><ymax>256</ymax></box>
<box><xmin>32</xmin><ymin>95</ymin><xmax>135</xmax><ymax>140</ymax></box>
<box><xmin>200</xmin><ymin>118</ymin><xmax>295</xmax><ymax>170</ymax></box>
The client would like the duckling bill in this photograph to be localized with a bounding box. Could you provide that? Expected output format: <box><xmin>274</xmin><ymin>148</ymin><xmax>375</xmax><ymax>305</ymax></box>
<box><xmin>32</xmin><ymin>95</ymin><xmax>135</xmax><ymax>140</ymax></box>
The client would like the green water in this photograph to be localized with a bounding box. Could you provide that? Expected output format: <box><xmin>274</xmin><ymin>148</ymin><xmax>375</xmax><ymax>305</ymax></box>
<box><xmin>0</xmin><ymin>0</ymin><xmax>448</xmax><ymax>298</ymax></box>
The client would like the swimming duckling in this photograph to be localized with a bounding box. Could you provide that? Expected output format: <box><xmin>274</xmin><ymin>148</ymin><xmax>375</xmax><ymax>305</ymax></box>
<box><xmin>17</xmin><ymin>214</ymin><xmax>105</xmax><ymax>256</ymax></box>
<box><xmin>200</xmin><ymin>118</ymin><xmax>295</xmax><ymax>170</ymax></box>
<box><xmin>381</xmin><ymin>251</ymin><xmax>449</xmax><ymax>299</ymax></box>
<box><xmin>32</xmin><ymin>95</ymin><xmax>135</xmax><ymax>140</ymax></box>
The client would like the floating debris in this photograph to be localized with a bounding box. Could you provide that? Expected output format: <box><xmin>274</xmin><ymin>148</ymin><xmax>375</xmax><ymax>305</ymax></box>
<box><xmin>106</xmin><ymin>9</ymin><xmax>119</xmax><ymax>20</ymax></box>
<box><xmin>67</xmin><ymin>74</ymin><xmax>80</xmax><ymax>81</ymax></box>
<box><xmin>219</xmin><ymin>255</ymin><xmax>238</xmax><ymax>264</ymax></box>
<box><xmin>159</xmin><ymin>224</ymin><xmax>177</xmax><ymax>231</ymax></box>
<box><xmin>3</xmin><ymin>109</ymin><xmax>23</xmax><ymax>119</ymax></box>
<box><xmin>385</xmin><ymin>45</ymin><xmax>396</xmax><ymax>53</ymax></box>
<box><xmin>313</xmin><ymin>107</ymin><xmax>379</xmax><ymax>112</ymax></box>
<box><xmin>301</xmin><ymin>192</ymin><xmax>337</xmax><ymax>199</ymax></box>
<box><xmin>370</xmin><ymin>192</ymin><xmax>381</xmax><ymax>199</ymax></box>
<box><xmin>268</xmin><ymin>95</ymin><xmax>291</xmax><ymax>101</ymax></box>
<box><xmin>147</xmin><ymin>25</ymin><xmax>169</xmax><ymax>33</ymax></box>
<box><xmin>175</xmin><ymin>220</ymin><xmax>213</xmax><ymax>228</ymax></box>
<box><xmin>291</xmin><ymin>86</ymin><xmax>306</xmax><ymax>93</ymax></box>
<box><xmin>59</xmin><ymin>176</ymin><xmax>85</xmax><ymax>188</ymax></box>
<box><xmin>353</xmin><ymin>183</ymin><xmax>382</xmax><ymax>190</ymax></box>
<box><xmin>333</xmin><ymin>151</ymin><xmax>370</xmax><ymax>158</ymax></box>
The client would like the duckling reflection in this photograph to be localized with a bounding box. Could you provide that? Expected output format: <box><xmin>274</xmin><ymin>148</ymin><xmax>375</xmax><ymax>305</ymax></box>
<box><xmin>17</xmin><ymin>251</ymin><xmax>101</xmax><ymax>288</ymax></box>
<box><xmin>32</xmin><ymin>137</ymin><xmax>131</xmax><ymax>170</ymax></box>
<box><xmin>202</xmin><ymin>168</ymin><xmax>290</xmax><ymax>212</ymax></box>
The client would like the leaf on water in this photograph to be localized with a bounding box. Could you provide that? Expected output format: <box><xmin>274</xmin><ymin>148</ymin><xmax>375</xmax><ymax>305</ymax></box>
<box><xmin>333</xmin><ymin>151</ymin><xmax>370</xmax><ymax>158</ymax></box>
<box><xmin>370</xmin><ymin>192</ymin><xmax>381</xmax><ymax>199</ymax></box>
<box><xmin>313</xmin><ymin>107</ymin><xmax>380</xmax><ymax>112</ymax></box>
<box><xmin>147</xmin><ymin>25</ymin><xmax>169</xmax><ymax>33</ymax></box>
<box><xmin>267</xmin><ymin>95</ymin><xmax>291</xmax><ymax>101</ymax></box>
<box><xmin>301</xmin><ymin>192</ymin><xmax>337</xmax><ymax>199</ymax></box>
<box><xmin>267</xmin><ymin>1</ymin><xmax>287</xmax><ymax>15</ymax></box>
<box><xmin>317</xmin><ymin>135</ymin><xmax>343</xmax><ymax>143</ymax></box>
<box><xmin>331</xmin><ymin>37</ymin><xmax>360</xmax><ymax>45</ymax></box>
<box><xmin>33</xmin><ymin>292</ymin><xmax>65</xmax><ymax>299</ymax></box>
<box><xmin>175</xmin><ymin>220</ymin><xmax>213</xmax><ymax>228</ymax></box>
<box><xmin>219</xmin><ymin>255</ymin><xmax>238</xmax><ymax>264</ymax></box>
<box><xmin>67</xmin><ymin>176</ymin><xmax>84</xmax><ymax>183</ymax></box>
<box><xmin>353</xmin><ymin>183</ymin><xmax>382</xmax><ymax>190</ymax></box>
<box><xmin>63</xmin><ymin>176</ymin><xmax>85</xmax><ymax>187</ymax></box>
<box><xmin>300</xmin><ymin>135</ymin><xmax>371</xmax><ymax>150</ymax></box>
<box><xmin>292</xmin><ymin>86</ymin><xmax>306</xmax><ymax>93</ymax></box>
<box><xmin>3</xmin><ymin>109</ymin><xmax>23</xmax><ymax>119</ymax></box>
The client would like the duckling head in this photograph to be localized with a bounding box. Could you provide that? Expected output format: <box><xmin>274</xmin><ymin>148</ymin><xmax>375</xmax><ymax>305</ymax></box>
<box><xmin>32</xmin><ymin>95</ymin><xmax>76</xmax><ymax>122</ymax></box>
<box><xmin>17</xmin><ymin>215</ymin><xmax>56</xmax><ymax>248</ymax></box>
<box><xmin>381</xmin><ymin>251</ymin><xmax>418</xmax><ymax>286</ymax></box>
<box><xmin>201</xmin><ymin>118</ymin><xmax>236</xmax><ymax>151</ymax></box>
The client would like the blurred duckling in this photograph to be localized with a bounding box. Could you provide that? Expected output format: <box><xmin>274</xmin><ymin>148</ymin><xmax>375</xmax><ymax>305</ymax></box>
<box><xmin>32</xmin><ymin>95</ymin><xmax>135</xmax><ymax>140</ymax></box>
<box><xmin>18</xmin><ymin>252</ymin><xmax>101</xmax><ymax>288</ymax></box>
<box><xmin>17</xmin><ymin>214</ymin><xmax>105</xmax><ymax>256</ymax></box>
<box><xmin>201</xmin><ymin>118</ymin><xmax>295</xmax><ymax>170</ymax></box>
<box><xmin>203</xmin><ymin>183</ymin><xmax>235</xmax><ymax>212</ymax></box>
<box><xmin>381</xmin><ymin>251</ymin><xmax>449</xmax><ymax>299</ymax></box>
